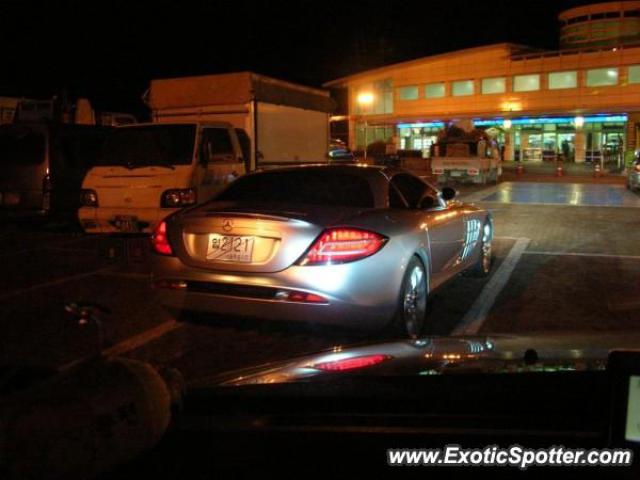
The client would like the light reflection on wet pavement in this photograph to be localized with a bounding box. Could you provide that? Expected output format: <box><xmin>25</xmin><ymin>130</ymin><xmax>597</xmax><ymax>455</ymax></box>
<box><xmin>466</xmin><ymin>182</ymin><xmax>640</xmax><ymax>207</ymax></box>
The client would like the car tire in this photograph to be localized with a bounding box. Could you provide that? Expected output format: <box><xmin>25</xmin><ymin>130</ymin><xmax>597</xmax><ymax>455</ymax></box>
<box><xmin>390</xmin><ymin>256</ymin><xmax>428</xmax><ymax>339</ymax></box>
<box><xmin>469</xmin><ymin>219</ymin><xmax>493</xmax><ymax>277</ymax></box>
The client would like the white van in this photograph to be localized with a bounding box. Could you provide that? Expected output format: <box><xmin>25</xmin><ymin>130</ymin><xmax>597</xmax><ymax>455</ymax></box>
<box><xmin>79</xmin><ymin>122</ymin><xmax>249</xmax><ymax>233</ymax></box>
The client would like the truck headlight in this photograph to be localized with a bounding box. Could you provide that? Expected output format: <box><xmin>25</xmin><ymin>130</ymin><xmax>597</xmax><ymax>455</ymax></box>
<box><xmin>161</xmin><ymin>188</ymin><xmax>197</xmax><ymax>208</ymax></box>
<box><xmin>80</xmin><ymin>189</ymin><xmax>98</xmax><ymax>207</ymax></box>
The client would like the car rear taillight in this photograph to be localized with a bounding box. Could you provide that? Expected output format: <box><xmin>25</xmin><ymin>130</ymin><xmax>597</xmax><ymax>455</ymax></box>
<box><xmin>311</xmin><ymin>354</ymin><xmax>391</xmax><ymax>372</ymax></box>
<box><xmin>151</xmin><ymin>221</ymin><xmax>174</xmax><ymax>256</ymax></box>
<box><xmin>297</xmin><ymin>227</ymin><xmax>387</xmax><ymax>266</ymax></box>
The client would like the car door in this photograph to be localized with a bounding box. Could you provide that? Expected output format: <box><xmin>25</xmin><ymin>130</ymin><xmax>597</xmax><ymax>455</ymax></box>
<box><xmin>198</xmin><ymin>127</ymin><xmax>244</xmax><ymax>202</ymax></box>
<box><xmin>390</xmin><ymin>173</ymin><xmax>465</xmax><ymax>284</ymax></box>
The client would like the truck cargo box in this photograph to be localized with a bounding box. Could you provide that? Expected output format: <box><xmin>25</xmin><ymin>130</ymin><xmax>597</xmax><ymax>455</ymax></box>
<box><xmin>146</xmin><ymin>72</ymin><xmax>334</xmax><ymax>169</ymax></box>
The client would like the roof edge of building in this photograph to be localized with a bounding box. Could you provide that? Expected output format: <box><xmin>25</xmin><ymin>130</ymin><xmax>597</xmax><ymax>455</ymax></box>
<box><xmin>323</xmin><ymin>43</ymin><xmax>541</xmax><ymax>88</ymax></box>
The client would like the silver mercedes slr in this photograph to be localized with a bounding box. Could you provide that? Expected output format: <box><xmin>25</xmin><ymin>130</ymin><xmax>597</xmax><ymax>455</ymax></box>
<box><xmin>150</xmin><ymin>165</ymin><xmax>493</xmax><ymax>338</ymax></box>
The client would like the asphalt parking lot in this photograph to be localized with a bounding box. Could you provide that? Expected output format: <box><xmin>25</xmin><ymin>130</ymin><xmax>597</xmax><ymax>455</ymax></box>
<box><xmin>2</xmin><ymin>180</ymin><xmax>640</xmax><ymax>382</ymax></box>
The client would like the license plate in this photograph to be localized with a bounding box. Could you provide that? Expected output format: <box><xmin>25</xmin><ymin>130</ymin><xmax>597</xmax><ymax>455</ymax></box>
<box><xmin>3</xmin><ymin>192</ymin><xmax>20</xmax><ymax>205</ymax></box>
<box><xmin>206</xmin><ymin>234</ymin><xmax>255</xmax><ymax>263</ymax></box>
<box><xmin>114</xmin><ymin>215</ymin><xmax>139</xmax><ymax>233</ymax></box>
<box><xmin>450</xmin><ymin>171</ymin><xmax>462</xmax><ymax>177</ymax></box>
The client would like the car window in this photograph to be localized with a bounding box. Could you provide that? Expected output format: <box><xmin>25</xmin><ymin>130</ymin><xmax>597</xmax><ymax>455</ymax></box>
<box><xmin>202</xmin><ymin>128</ymin><xmax>236</xmax><ymax>164</ymax></box>
<box><xmin>388</xmin><ymin>182</ymin><xmax>407</xmax><ymax>208</ymax></box>
<box><xmin>0</xmin><ymin>126</ymin><xmax>46</xmax><ymax>165</ymax></box>
<box><xmin>235</xmin><ymin>128</ymin><xmax>251</xmax><ymax>163</ymax></box>
<box><xmin>99</xmin><ymin>124</ymin><xmax>196</xmax><ymax>166</ymax></box>
<box><xmin>217</xmin><ymin>170</ymin><xmax>375</xmax><ymax>208</ymax></box>
<box><xmin>390</xmin><ymin>173</ymin><xmax>428</xmax><ymax>208</ymax></box>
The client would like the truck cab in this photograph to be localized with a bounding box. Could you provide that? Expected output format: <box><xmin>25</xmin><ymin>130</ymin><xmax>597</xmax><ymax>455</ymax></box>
<box><xmin>79</xmin><ymin>122</ymin><xmax>248</xmax><ymax>234</ymax></box>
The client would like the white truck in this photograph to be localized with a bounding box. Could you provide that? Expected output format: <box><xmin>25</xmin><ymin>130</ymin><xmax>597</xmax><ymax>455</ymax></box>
<box><xmin>79</xmin><ymin>72</ymin><xmax>334</xmax><ymax>234</ymax></box>
<box><xmin>146</xmin><ymin>71</ymin><xmax>334</xmax><ymax>170</ymax></box>
<box><xmin>431</xmin><ymin>125</ymin><xmax>501</xmax><ymax>185</ymax></box>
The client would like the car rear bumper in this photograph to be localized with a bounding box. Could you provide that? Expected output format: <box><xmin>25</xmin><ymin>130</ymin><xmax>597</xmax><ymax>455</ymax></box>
<box><xmin>79</xmin><ymin>206</ymin><xmax>178</xmax><ymax>234</ymax></box>
<box><xmin>151</xmin><ymin>253</ymin><xmax>403</xmax><ymax>330</ymax></box>
<box><xmin>158</xmin><ymin>289</ymin><xmax>393</xmax><ymax>329</ymax></box>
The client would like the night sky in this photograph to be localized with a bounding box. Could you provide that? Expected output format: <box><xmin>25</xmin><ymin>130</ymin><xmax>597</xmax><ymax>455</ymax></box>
<box><xmin>0</xmin><ymin>0</ymin><xmax>599</xmax><ymax>117</ymax></box>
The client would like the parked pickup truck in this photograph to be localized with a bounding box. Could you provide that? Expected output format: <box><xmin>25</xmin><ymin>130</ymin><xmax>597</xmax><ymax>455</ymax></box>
<box><xmin>431</xmin><ymin>126</ymin><xmax>501</xmax><ymax>185</ymax></box>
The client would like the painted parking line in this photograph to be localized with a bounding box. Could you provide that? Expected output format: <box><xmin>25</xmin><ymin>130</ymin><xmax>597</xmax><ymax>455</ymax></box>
<box><xmin>453</xmin><ymin>237</ymin><xmax>530</xmax><ymax>336</ymax></box>
<box><xmin>458</xmin><ymin>185</ymin><xmax>501</xmax><ymax>203</ymax></box>
<box><xmin>59</xmin><ymin>320</ymin><xmax>184</xmax><ymax>371</ymax></box>
<box><xmin>0</xmin><ymin>266</ymin><xmax>114</xmax><ymax>301</ymax></box>
<box><xmin>95</xmin><ymin>271</ymin><xmax>151</xmax><ymax>280</ymax></box>
<box><xmin>495</xmin><ymin>235</ymin><xmax>527</xmax><ymax>241</ymax></box>
<box><xmin>522</xmin><ymin>251</ymin><xmax>640</xmax><ymax>260</ymax></box>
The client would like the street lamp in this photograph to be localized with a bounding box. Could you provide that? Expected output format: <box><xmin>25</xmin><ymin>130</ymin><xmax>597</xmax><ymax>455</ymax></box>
<box><xmin>357</xmin><ymin>92</ymin><xmax>374</xmax><ymax>161</ymax></box>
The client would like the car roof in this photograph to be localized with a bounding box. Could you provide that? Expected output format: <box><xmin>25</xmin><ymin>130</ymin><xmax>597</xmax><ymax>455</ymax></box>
<box><xmin>254</xmin><ymin>163</ymin><xmax>408</xmax><ymax>179</ymax></box>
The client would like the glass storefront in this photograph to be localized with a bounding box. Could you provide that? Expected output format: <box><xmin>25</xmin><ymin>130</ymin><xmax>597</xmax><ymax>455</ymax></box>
<box><xmin>354</xmin><ymin>115</ymin><xmax>627</xmax><ymax>164</ymax></box>
<box><xmin>475</xmin><ymin>115</ymin><xmax>626</xmax><ymax>166</ymax></box>
<box><xmin>354</xmin><ymin>123</ymin><xmax>395</xmax><ymax>150</ymax></box>
<box><xmin>398</xmin><ymin>123</ymin><xmax>444</xmax><ymax>157</ymax></box>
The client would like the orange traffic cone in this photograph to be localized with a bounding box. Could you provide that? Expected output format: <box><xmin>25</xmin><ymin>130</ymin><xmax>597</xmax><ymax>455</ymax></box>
<box><xmin>593</xmin><ymin>163</ymin><xmax>603</xmax><ymax>178</ymax></box>
<box><xmin>516</xmin><ymin>162</ymin><xmax>524</xmax><ymax>175</ymax></box>
<box><xmin>555</xmin><ymin>162</ymin><xmax>564</xmax><ymax>177</ymax></box>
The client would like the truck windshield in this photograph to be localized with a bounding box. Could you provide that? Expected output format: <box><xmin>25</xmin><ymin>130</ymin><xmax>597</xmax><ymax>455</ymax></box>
<box><xmin>0</xmin><ymin>126</ymin><xmax>46</xmax><ymax>165</ymax></box>
<box><xmin>216</xmin><ymin>169</ymin><xmax>375</xmax><ymax>208</ymax></box>
<box><xmin>99</xmin><ymin>124</ymin><xmax>196</xmax><ymax>167</ymax></box>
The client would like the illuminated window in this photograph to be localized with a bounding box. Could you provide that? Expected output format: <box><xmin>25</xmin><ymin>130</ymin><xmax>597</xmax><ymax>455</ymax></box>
<box><xmin>513</xmin><ymin>74</ymin><xmax>540</xmax><ymax>92</ymax></box>
<box><xmin>629</xmin><ymin>65</ymin><xmax>640</xmax><ymax>84</ymax></box>
<box><xmin>398</xmin><ymin>86</ymin><xmax>419</xmax><ymax>100</ymax></box>
<box><xmin>481</xmin><ymin>77</ymin><xmax>506</xmax><ymax>94</ymax></box>
<box><xmin>548</xmin><ymin>71</ymin><xmax>577</xmax><ymax>89</ymax></box>
<box><xmin>354</xmin><ymin>79</ymin><xmax>394</xmax><ymax>115</ymax></box>
<box><xmin>452</xmin><ymin>80</ymin><xmax>474</xmax><ymax>96</ymax></box>
<box><xmin>586</xmin><ymin>67</ymin><xmax>618</xmax><ymax>87</ymax></box>
<box><xmin>425</xmin><ymin>82</ymin><xmax>445</xmax><ymax>98</ymax></box>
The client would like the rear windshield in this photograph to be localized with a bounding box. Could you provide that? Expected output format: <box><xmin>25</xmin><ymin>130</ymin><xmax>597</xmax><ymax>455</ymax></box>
<box><xmin>0</xmin><ymin>127</ymin><xmax>46</xmax><ymax>165</ymax></box>
<box><xmin>217</xmin><ymin>170</ymin><xmax>375</xmax><ymax>208</ymax></box>
<box><xmin>98</xmin><ymin>124</ymin><xmax>196</xmax><ymax>167</ymax></box>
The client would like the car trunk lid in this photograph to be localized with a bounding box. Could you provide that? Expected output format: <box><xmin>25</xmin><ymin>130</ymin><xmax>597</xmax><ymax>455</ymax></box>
<box><xmin>173</xmin><ymin>201</ymin><xmax>368</xmax><ymax>273</ymax></box>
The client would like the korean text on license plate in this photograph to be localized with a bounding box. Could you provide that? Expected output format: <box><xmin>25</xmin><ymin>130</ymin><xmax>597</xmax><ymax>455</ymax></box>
<box><xmin>206</xmin><ymin>234</ymin><xmax>255</xmax><ymax>263</ymax></box>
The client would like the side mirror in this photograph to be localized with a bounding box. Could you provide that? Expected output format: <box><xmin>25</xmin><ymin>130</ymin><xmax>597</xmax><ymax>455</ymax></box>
<box><xmin>441</xmin><ymin>187</ymin><xmax>457</xmax><ymax>201</ymax></box>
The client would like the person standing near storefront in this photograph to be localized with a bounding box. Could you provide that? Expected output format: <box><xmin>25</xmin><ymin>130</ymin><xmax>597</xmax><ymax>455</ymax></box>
<box><xmin>561</xmin><ymin>139</ymin><xmax>571</xmax><ymax>162</ymax></box>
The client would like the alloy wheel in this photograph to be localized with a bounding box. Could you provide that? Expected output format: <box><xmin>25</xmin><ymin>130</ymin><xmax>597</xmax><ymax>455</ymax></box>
<box><xmin>481</xmin><ymin>222</ymin><xmax>493</xmax><ymax>274</ymax></box>
<box><xmin>402</xmin><ymin>263</ymin><xmax>427</xmax><ymax>338</ymax></box>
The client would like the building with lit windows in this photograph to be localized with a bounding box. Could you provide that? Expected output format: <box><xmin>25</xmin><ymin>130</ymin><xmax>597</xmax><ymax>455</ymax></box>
<box><xmin>325</xmin><ymin>1</ymin><xmax>640</xmax><ymax>167</ymax></box>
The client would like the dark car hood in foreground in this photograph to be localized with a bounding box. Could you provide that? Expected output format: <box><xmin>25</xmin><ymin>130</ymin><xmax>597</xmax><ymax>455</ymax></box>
<box><xmin>192</xmin><ymin>333</ymin><xmax>640</xmax><ymax>387</ymax></box>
